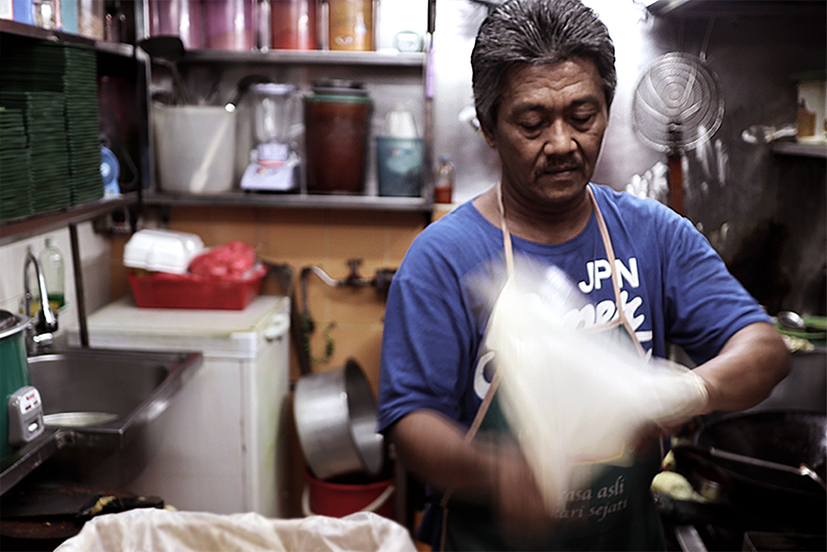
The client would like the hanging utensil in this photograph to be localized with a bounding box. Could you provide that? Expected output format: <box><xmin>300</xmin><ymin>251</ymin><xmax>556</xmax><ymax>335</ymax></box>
<box><xmin>632</xmin><ymin>52</ymin><xmax>724</xmax><ymax>216</ymax></box>
<box><xmin>137</xmin><ymin>35</ymin><xmax>189</xmax><ymax>105</ymax></box>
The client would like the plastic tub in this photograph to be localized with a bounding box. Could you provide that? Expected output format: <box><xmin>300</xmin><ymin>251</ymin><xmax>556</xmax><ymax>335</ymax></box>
<box><xmin>128</xmin><ymin>265</ymin><xmax>268</xmax><ymax>310</ymax></box>
<box><xmin>303</xmin><ymin>468</ymin><xmax>395</xmax><ymax>520</ymax></box>
<box><xmin>152</xmin><ymin>105</ymin><xmax>236</xmax><ymax>194</ymax></box>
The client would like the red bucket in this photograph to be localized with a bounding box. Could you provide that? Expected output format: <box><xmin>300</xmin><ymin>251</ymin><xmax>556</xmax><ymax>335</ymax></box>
<box><xmin>303</xmin><ymin>468</ymin><xmax>395</xmax><ymax>520</ymax></box>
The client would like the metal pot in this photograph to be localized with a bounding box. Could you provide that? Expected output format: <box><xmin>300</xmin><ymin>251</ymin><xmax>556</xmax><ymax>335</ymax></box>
<box><xmin>293</xmin><ymin>359</ymin><xmax>384</xmax><ymax>480</ymax></box>
<box><xmin>1</xmin><ymin>310</ymin><xmax>44</xmax><ymax>462</ymax></box>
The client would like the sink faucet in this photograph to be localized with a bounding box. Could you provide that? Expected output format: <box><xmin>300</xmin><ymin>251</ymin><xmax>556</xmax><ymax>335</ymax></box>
<box><xmin>24</xmin><ymin>247</ymin><xmax>58</xmax><ymax>353</ymax></box>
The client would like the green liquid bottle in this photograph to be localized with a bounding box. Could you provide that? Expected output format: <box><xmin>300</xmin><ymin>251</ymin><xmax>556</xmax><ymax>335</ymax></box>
<box><xmin>39</xmin><ymin>237</ymin><xmax>66</xmax><ymax>311</ymax></box>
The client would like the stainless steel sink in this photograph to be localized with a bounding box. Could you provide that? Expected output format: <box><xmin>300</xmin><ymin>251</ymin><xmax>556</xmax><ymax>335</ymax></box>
<box><xmin>29</xmin><ymin>348</ymin><xmax>202</xmax><ymax>447</ymax></box>
<box><xmin>1</xmin><ymin>348</ymin><xmax>202</xmax><ymax>494</ymax></box>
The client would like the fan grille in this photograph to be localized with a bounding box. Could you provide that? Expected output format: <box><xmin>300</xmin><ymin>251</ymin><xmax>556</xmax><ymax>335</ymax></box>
<box><xmin>632</xmin><ymin>53</ymin><xmax>724</xmax><ymax>153</ymax></box>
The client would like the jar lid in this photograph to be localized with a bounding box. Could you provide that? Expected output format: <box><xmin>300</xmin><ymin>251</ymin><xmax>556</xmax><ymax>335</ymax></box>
<box><xmin>303</xmin><ymin>94</ymin><xmax>372</xmax><ymax>104</ymax></box>
<box><xmin>250</xmin><ymin>83</ymin><xmax>296</xmax><ymax>96</ymax></box>
<box><xmin>311</xmin><ymin>79</ymin><xmax>368</xmax><ymax>96</ymax></box>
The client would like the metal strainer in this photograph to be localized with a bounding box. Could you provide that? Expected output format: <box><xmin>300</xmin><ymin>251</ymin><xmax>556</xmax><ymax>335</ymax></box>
<box><xmin>632</xmin><ymin>52</ymin><xmax>725</xmax><ymax>154</ymax></box>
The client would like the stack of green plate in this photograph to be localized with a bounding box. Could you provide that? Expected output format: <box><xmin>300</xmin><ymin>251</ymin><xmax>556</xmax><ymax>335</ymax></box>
<box><xmin>0</xmin><ymin>107</ymin><xmax>34</xmax><ymax>223</ymax></box>
<box><xmin>0</xmin><ymin>91</ymin><xmax>73</xmax><ymax>214</ymax></box>
<box><xmin>56</xmin><ymin>42</ymin><xmax>103</xmax><ymax>205</ymax></box>
<box><xmin>0</xmin><ymin>40</ymin><xmax>102</xmax><ymax>210</ymax></box>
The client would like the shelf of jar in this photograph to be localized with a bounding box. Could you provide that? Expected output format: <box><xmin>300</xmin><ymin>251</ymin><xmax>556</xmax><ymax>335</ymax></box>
<box><xmin>0</xmin><ymin>193</ymin><xmax>138</xmax><ymax>246</ymax></box>
<box><xmin>142</xmin><ymin>189</ymin><xmax>432</xmax><ymax>212</ymax></box>
<box><xmin>0</xmin><ymin>18</ymin><xmax>134</xmax><ymax>56</ymax></box>
<box><xmin>177</xmin><ymin>47</ymin><xmax>426</xmax><ymax>67</ymax></box>
<box><xmin>770</xmin><ymin>141</ymin><xmax>827</xmax><ymax>158</ymax></box>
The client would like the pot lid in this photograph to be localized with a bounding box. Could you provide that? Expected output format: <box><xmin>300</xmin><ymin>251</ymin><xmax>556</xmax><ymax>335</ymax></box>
<box><xmin>0</xmin><ymin>310</ymin><xmax>29</xmax><ymax>338</ymax></box>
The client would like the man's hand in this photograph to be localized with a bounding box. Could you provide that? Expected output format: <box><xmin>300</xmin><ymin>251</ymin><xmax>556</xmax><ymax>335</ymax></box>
<box><xmin>493</xmin><ymin>443</ymin><xmax>557</xmax><ymax>546</ymax></box>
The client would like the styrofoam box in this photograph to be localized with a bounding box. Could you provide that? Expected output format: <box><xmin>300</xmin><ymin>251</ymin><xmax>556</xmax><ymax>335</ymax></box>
<box><xmin>123</xmin><ymin>229</ymin><xmax>205</xmax><ymax>274</ymax></box>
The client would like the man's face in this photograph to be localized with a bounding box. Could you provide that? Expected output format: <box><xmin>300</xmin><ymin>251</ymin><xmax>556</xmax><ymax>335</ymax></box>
<box><xmin>482</xmin><ymin>57</ymin><xmax>608</xmax><ymax>211</ymax></box>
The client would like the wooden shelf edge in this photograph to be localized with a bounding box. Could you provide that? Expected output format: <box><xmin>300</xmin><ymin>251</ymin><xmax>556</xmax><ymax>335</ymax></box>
<box><xmin>770</xmin><ymin>141</ymin><xmax>827</xmax><ymax>158</ymax></box>
<box><xmin>0</xmin><ymin>194</ymin><xmax>138</xmax><ymax>246</ymax></box>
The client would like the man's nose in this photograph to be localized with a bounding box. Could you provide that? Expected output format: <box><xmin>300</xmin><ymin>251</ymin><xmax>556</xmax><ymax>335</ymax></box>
<box><xmin>542</xmin><ymin>119</ymin><xmax>577</xmax><ymax>156</ymax></box>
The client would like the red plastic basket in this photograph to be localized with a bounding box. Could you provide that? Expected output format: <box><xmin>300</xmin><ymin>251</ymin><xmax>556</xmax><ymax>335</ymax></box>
<box><xmin>128</xmin><ymin>265</ymin><xmax>268</xmax><ymax>310</ymax></box>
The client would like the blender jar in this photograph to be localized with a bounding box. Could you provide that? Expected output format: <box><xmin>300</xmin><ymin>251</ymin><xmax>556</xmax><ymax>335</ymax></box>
<box><xmin>251</xmin><ymin>83</ymin><xmax>297</xmax><ymax>164</ymax></box>
<box><xmin>241</xmin><ymin>83</ymin><xmax>300</xmax><ymax>192</ymax></box>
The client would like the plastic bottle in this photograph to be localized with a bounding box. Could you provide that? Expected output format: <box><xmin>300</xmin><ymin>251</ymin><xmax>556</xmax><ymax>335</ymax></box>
<box><xmin>434</xmin><ymin>156</ymin><xmax>455</xmax><ymax>204</ymax></box>
<box><xmin>39</xmin><ymin>238</ymin><xmax>66</xmax><ymax>311</ymax></box>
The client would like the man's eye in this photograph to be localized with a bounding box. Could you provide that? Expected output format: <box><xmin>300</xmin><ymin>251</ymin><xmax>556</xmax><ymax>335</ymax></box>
<box><xmin>519</xmin><ymin>121</ymin><xmax>544</xmax><ymax>133</ymax></box>
<box><xmin>571</xmin><ymin>112</ymin><xmax>596</xmax><ymax>126</ymax></box>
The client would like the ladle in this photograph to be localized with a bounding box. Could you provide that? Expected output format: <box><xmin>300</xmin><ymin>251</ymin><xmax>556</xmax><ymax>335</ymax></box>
<box><xmin>777</xmin><ymin>310</ymin><xmax>806</xmax><ymax>331</ymax></box>
<box><xmin>675</xmin><ymin>440</ymin><xmax>827</xmax><ymax>491</ymax></box>
<box><xmin>223</xmin><ymin>74</ymin><xmax>271</xmax><ymax>113</ymax></box>
<box><xmin>708</xmin><ymin>447</ymin><xmax>826</xmax><ymax>490</ymax></box>
<box><xmin>137</xmin><ymin>35</ymin><xmax>189</xmax><ymax>105</ymax></box>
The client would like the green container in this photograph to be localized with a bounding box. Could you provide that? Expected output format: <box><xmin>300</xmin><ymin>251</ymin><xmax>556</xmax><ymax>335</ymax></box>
<box><xmin>1</xmin><ymin>311</ymin><xmax>31</xmax><ymax>460</ymax></box>
<box><xmin>376</xmin><ymin>136</ymin><xmax>423</xmax><ymax>197</ymax></box>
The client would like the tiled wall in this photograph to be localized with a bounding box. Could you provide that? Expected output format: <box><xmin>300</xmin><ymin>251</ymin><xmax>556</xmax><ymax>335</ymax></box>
<box><xmin>142</xmin><ymin>205</ymin><xmax>429</xmax><ymax>519</ymax></box>
<box><xmin>0</xmin><ymin>222</ymin><xmax>112</xmax><ymax>344</ymax></box>
<box><xmin>127</xmin><ymin>205</ymin><xmax>430</xmax><ymax>391</ymax></box>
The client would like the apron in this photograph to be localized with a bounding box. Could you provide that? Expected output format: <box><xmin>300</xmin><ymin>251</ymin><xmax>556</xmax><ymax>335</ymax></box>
<box><xmin>434</xmin><ymin>184</ymin><xmax>667</xmax><ymax>551</ymax></box>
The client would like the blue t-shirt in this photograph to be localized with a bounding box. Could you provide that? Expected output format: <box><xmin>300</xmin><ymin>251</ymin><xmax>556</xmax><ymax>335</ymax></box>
<box><xmin>377</xmin><ymin>183</ymin><xmax>768</xmax><ymax>550</ymax></box>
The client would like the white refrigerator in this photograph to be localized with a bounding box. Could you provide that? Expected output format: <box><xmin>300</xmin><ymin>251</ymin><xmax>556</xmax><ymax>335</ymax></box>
<box><xmin>70</xmin><ymin>295</ymin><xmax>291</xmax><ymax>517</ymax></box>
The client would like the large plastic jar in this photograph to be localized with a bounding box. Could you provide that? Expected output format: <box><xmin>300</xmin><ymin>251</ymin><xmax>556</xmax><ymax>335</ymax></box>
<box><xmin>147</xmin><ymin>0</ymin><xmax>204</xmax><ymax>50</ymax></box>
<box><xmin>303</xmin><ymin>81</ymin><xmax>372</xmax><ymax>194</ymax></box>
<box><xmin>327</xmin><ymin>0</ymin><xmax>373</xmax><ymax>51</ymax></box>
<box><xmin>77</xmin><ymin>0</ymin><xmax>105</xmax><ymax>40</ymax></box>
<box><xmin>203</xmin><ymin>0</ymin><xmax>256</xmax><ymax>51</ymax></box>
<box><xmin>271</xmin><ymin>0</ymin><xmax>317</xmax><ymax>50</ymax></box>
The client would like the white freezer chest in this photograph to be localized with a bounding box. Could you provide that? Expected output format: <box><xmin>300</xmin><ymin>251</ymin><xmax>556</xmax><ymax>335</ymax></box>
<box><xmin>69</xmin><ymin>295</ymin><xmax>291</xmax><ymax>517</ymax></box>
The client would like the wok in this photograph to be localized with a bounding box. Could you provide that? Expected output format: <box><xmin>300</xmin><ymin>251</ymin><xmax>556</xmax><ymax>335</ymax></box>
<box><xmin>675</xmin><ymin>410</ymin><xmax>826</xmax><ymax>533</ymax></box>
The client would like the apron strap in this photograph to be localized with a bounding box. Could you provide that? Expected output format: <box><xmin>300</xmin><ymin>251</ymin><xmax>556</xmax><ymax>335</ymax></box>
<box><xmin>587</xmin><ymin>186</ymin><xmax>646</xmax><ymax>358</ymax></box>
<box><xmin>438</xmin><ymin>183</ymin><xmax>509</xmax><ymax>549</ymax></box>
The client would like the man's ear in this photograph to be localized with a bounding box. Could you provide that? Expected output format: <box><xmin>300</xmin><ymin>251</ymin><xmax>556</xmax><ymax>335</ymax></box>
<box><xmin>479</xmin><ymin>112</ymin><xmax>497</xmax><ymax>149</ymax></box>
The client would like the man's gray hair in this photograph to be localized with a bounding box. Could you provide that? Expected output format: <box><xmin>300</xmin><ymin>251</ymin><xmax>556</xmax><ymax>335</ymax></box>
<box><xmin>471</xmin><ymin>0</ymin><xmax>617</xmax><ymax>132</ymax></box>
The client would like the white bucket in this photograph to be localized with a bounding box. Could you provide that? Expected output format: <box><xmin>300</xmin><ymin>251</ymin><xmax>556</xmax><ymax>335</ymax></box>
<box><xmin>153</xmin><ymin>104</ymin><xmax>236</xmax><ymax>194</ymax></box>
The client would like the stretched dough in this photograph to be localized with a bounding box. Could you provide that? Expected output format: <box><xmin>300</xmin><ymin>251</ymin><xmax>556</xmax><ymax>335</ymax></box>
<box><xmin>483</xmin><ymin>263</ymin><xmax>708</xmax><ymax>513</ymax></box>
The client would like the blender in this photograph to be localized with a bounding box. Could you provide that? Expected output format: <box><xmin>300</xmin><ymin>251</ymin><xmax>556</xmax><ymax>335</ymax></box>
<box><xmin>241</xmin><ymin>83</ymin><xmax>300</xmax><ymax>192</ymax></box>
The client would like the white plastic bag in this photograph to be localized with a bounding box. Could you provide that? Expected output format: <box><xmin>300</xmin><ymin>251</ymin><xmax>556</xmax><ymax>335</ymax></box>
<box><xmin>483</xmin><ymin>263</ymin><xmax>708</xmax><ymax>513</ymax></box>
<box><xmin>55</xmin><ymin>509</ymin><xmax>417</xmax><ymax>552</ymax></box>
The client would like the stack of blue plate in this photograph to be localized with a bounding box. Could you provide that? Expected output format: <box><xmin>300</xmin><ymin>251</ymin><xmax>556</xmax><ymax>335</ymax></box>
<box><xmin>0</xmin><ymin>107</ymin><xmax>33</xmax><ymax>223</ymax></box>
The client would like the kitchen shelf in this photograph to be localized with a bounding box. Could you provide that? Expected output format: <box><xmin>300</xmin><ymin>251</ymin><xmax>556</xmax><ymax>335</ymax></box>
<box><xmin>770</xmin><ymin>141</ymin><xmax>827</xmax><ymax>159</ymax></box>
<box><xmin>179</xmin><ymin>48</ymin><xmax>426</xmax><ymax>68</ymax></box>
<box><xmin>146</xmin><ymin>34</ymin><xmax>433</xmax><ymax>214</ymax></box>
<box><xmin>143</xmin><ymin>190</ymin><xmax>431</xmax><ymax>212</ymax></box>
<box><xmin>0</xmin><ymin>18</ymin><xmax>135</xmax><ymax>56</ymax></box>
<box><xmin>0</xmin><ymin>193</ymin><xmax>138</xmax><ymax>246</ymax></box>
<box><xmin>646</xmin><ymin>0</ymin><xmax>826</xmax><ymax>18</ymax></box>
<box><xmin>0</xmin><ymin>21</ymin><xmax>143</xmax><ymax>245</ymax></box>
